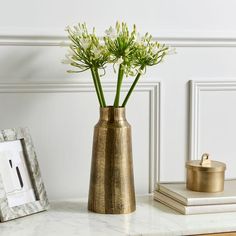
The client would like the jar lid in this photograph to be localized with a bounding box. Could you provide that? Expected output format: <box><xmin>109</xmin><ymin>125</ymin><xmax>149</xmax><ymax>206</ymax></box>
<box><xmin>186</xmin><ymin>153</ymin><xmax>226</xmax><ymax>172</ymax></box>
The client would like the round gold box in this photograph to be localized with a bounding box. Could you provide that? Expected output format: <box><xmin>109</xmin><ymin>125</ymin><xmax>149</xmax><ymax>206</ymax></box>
<box><xmin>186</xmin><ymin>153</ymin><xmax>226</xmax><ymax>193</ymax></box>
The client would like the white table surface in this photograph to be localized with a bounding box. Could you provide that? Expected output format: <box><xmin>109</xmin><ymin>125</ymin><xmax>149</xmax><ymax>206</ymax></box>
<box><xmin>1</xmin><ymin>195</ymin><xmax>236</xmax><ymax>236</ymax></box>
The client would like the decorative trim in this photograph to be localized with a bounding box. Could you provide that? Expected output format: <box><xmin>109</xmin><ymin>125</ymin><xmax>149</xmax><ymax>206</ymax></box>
<box><xmin>1</xmin><ymin>30</ymin><xmax>236</xmax><ymax>47</ymax></box>
<box><xmin>189</xmin><ymin>80</ymin><xmax>236</xmax><ymax>160</ymax></box>
<box><xmin>0</xmin><ymin>81</ymin><xmax>160</xmax><ymax>193</ymax></box>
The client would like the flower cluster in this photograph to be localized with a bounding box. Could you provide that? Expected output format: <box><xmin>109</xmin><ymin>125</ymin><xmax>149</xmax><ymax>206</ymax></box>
<box><xmin>104</xmin><ymin>22</ymin><xmax>138</xmax><ymax>77</ymax></box>
<box><xmin>133</xmin><ymin>33</ymin><xmax>170</xmax><ymax>71</ymax></box>
<box><xmin>63</xmin><ymin>23</ymin><xmax>109</xmax><ymax>74</ymax></box>
<box><xmin>63</xmin><ymin>22</ymin><xmax>174</xmax><ymax>107</ymax></box>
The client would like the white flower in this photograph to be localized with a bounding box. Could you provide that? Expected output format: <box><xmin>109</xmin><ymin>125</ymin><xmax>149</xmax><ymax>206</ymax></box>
<box><xmin>65</xmin><ymin>54</ymin><xmax>73</xmax><ymax>61</ymax></box>
<box><xmin>61</xmin><ymin>58</ymin><xmax>73</xmax><ymax>64</ymax></box>
<box><xmin>59</xmin><ymin>41</ymin><xmax>68</xmax><ymax>47</ymax></box>
<box><xmin>109</xmin><ymin>55</ymin><xmax>116</xmax><ymax>61</ymax></box>
<box><xmin>138</xmin><ymin>68</ymin><xmax>145</xmax><ymax>75</ymax></box>
<box><xmin>65</xmin><ymin>49</ymin><xmax>75</xmax><ymax>59</ymax></box>
<box><xmin>116</xmin><ymin>57</ymin><xmax>124</xmax><ymax>65</ymax></box>
<box><xmin>99</xmin><ymin>38</ymin><xmax>105</xmax><ymax>46</ymax></box>
<box><xmin>65</xmin><ymin>54</ymin><xmax>70</xmax><ymax>60</ymax></box>
<box><xmin>67</xmin><ymin>49</ymin><xmax>75</xmax><ymax>57</ymax></box>
<box><xmin>75</xmin><ymin>31</ymin><xmax>82</xmax><ymax>37</ymax></box>
<box><xmin>73</xmin><ymin>25</ymin><xmax>79</xmax><ymax>31</ymax></box>
<box><xmin>151</xmin><ymin>46</ymin><xmax>159</xmax><ymax>54</ymax></box>
<box><xmin>160</xmin><ymin>58</ymin><xmax>165</xmax><ymax>63</ymax></box>
<box><xmin>80</xmin><ymin>38</ymin><xmax>90</xmax><ymax>49</ymax></box>
<box><xmin>142</xmin><ymin>41</ymin><xmax>148</xmax><ymax>47</ymax></box>
<box><xmin>167</xmin><ymin>48</ymin><xmax>176</xmax><ymax>55</ymax></box>
<box><xmin>91</xmin><ymin>46</ymin><xmax>101</xmax><ymax>59</ymax></box>
<box><xmin>135</xmin><ymin>33</ymin><xmax>142</xmax><ymax>43</ymax></box>
<box><xmin>73</xmin><ymin>25</ymin><xmax>81</xmax><ymax>32</ymax></box>
<box><xmin>65</xmin><ymin>26</ymin><xmax>70</xmax><ymax>32</ymax></box>
<box><xmin>105</xmin><ymin>26</ymin><xmax>117</xmax><ymax>39</ymax></box>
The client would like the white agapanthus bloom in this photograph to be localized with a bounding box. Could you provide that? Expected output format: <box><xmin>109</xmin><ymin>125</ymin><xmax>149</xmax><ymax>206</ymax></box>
<box><xmin>61</xmin><ymin>58</ymin><xmax>73</xmax><ymax>64</ymax></box>
<box><xmin>142</xmin><ymin>41</ymin><xmax>148</xmax><ymax>47</ymax></box>
<box><xmin>116</xmin><ymin>57</ymin><xmax>124</xmax><ymax>65</ymax></box>
<box><xmin>135</xmin><ymin>33</ymin><xmax>142</xmax><ymax>44</ymax></box>
<box><xmin>91</xmin><ymin>46</ymin><xmax>101</xmax><ymax>59</ymax></box>
<box><xmin>138</xmin><ymin>68</ymin><xmax>145</xmax><ymax>75</ymax></box>
<box><xmin>73</xmin><ymin>26</ymin><xmax>82</xmax><ymax>36</ymax></box>
<box><xmin>151</xmin><ymin>45</ymin><xmax>159</xmax><ymax>54</ymax></box>
<box><xmin>99</xmin><ymin>39</ymin><xmax>105</xmax><ymax>46</ymax></box>
<box><xmin>65</xmin><ymin>26</ymin><xmax>70</xmax><ymax>32</ymax></box>
<box><xmin>73</xmin><ymin>25</ymin><xmax>79</xmax><ymax>31</ymax></box>
<box><xmin>80</xmin><ymin>38</ymin><xmax>91</xmax><ymax>49</ymax></box>
<box><xmin>160</xmin><ymin>58</ymin><xmax>165</xmax><ymax>63</ymax></box>
<box><xmin>59</xmin><ymin>41</ymin><xmax>68</xmax><ymax>47</ymax></box>
<box><xmin>75</xmin><ymin>31</ymin><xmax>82</xmax><ymax>37</ymax></box>
<box><xmin>66</xmin><ymin>49</ymin><xmax>75</xmax><ymax>57</ymax></box>
<box><xmin>167</xmin><ymin>47</ymin><xmax>176</xmax><ymax>55</ymax></box>
<box><xmin>109</xmin><ymin>54</ymin><xmax>116</xmax><ymax>61</ymax></box>
<box><xmin>105</xmin><ymin>26</ymin><xmax>117</xmax><ymax>39</ymax></box>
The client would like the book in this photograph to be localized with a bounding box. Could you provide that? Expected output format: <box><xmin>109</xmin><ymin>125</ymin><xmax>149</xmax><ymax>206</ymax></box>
<box><xmin>157</xmin><ymin>180</ymin><xmax>236</xmax><ymax>206</ymax></box>
<box><xmin>154</xmin><ymin>191</ymin><xmax>236</xmax><ymax>215</ymax></box>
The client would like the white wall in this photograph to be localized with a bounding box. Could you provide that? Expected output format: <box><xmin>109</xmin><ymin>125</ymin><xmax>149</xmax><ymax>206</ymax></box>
<box><xmin>1</xmin><ymin>0</ymin><xmax>236</xmax><ymax>200</ymax></box>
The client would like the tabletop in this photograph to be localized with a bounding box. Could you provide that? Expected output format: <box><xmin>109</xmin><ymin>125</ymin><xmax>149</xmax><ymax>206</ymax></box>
<box><xmin>1</xmin><ymin>195</ymin><xmax>236</xmax><ymax>236</ymax></box>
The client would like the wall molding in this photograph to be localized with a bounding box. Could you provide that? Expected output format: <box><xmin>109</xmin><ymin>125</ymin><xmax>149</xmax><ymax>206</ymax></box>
<box><xmin>0</xmin><ymin>81</ymin><xmax>160</xmax><ymax>193</ymax></box>
<box><xmin>1</xmin><ymin>30</ymin><xmax>236</xmax><ymax>47</ymax></box>
<box><xmin>189</xmin><ymin>80</ymin><xmax>236</xmax><ymax>161</ymax></box>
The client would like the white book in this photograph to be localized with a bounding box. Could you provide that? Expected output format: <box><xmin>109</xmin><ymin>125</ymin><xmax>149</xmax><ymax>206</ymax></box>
<box><xmin>154</xmin><ymin>191</ymin><xmax>236</xmax><ymax>215</ymax></box>
<box><xmin>157</xmin><ymin>180</ymin><xmax>236</xmax><ymax>206</ymax></box>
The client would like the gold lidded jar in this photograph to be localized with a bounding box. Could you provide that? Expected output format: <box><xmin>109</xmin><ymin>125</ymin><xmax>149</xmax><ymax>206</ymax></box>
<box><xmin>186</xmin><ymin>153</ymin><xmax>226</xmax><ymax>193</ymax></box>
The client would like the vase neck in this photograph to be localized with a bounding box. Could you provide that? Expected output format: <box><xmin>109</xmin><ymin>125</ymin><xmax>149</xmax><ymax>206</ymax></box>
<box><xmin>100</xmin><ymin>107</ymin><xmax>126</xmax><ymax>121</ymax></box>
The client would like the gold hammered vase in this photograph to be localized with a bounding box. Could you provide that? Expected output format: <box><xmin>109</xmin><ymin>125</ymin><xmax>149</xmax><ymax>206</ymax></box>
<box><xmin>88</xmin><ymin>106</ymin><xmax>136</xmax><ymax>214</ymax></box>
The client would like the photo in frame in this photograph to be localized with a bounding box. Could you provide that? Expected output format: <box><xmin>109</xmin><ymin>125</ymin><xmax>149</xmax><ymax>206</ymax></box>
<box><xmin>0</xmin><ymin>127</ymin><xmax>49</xmax><ymax>222</ymax></box>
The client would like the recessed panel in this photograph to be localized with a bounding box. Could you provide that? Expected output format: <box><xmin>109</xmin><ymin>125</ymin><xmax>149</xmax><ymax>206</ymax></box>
<box><xmin>0</xmin><ymin>85</ymin><xmax>155</xmax><ymax>198</ymax></box>
<box><xmin>199</xmin><ymin>90</ymin><xmax>236</xmax><ymax>179</ymax></box>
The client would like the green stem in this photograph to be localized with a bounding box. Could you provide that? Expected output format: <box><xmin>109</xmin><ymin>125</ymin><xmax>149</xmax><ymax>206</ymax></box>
<box><xmin>94</xmin><ymin>68</ymin><xmax>106</xmax><ymax>107</ymax></box>
<box><xmin>122</xmin><ymin>66</ymin><xmax>145</xmax><ymax>107</ymax></box>
<box><xmin>113</xmin><ymin>64</ymin><xmax>125</xmax><ymax>107</ymax></box>
<box><xmin>91</xmin><ymin>68</ymin><xmax>103</xmax><ymax>107</ymax></box>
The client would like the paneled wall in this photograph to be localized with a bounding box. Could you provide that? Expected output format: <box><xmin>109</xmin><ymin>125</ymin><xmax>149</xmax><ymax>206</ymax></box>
<box><xmin>1</xmin><ymin>0</ymin><xmax>236</xmax><ymax>199</ymax></box>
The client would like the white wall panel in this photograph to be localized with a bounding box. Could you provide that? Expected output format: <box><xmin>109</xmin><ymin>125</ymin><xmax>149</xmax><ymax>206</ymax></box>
<box><xmin>154</xmin><ymin>48</ymin><xmax>236</xmax><ymax>182</ymax></box>
<box><xmin>190</xmin><ymin>81</ymin><xmax>236</xmax><ymax>179</ymax></box>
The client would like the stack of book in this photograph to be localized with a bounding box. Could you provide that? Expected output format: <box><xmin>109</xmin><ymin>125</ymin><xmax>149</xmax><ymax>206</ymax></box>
<box><xmin>154</xmin><ymin>180</ymin><xmax>236</xmax><ymax>214</ymax></box>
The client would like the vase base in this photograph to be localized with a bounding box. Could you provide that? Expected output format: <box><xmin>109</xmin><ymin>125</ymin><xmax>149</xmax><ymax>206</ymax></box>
<box><xmin>88</xmin><ymin>206</ymin><xmax>136</xmax><ymax>214</ymax></box>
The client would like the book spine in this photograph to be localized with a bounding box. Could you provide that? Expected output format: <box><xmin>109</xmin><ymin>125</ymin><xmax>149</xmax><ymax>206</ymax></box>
<box><xmin>157</xmin><ymin>188</ymin><xmax>236</xmax><ymax>206</ymax></box>
<box><xmin>154</xmin><ymin>192</ymin><xmax>236</xmax><ymax>215</ymax></box>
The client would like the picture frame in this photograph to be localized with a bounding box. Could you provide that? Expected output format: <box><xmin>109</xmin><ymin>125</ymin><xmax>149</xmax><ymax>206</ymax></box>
<box><xmin>0</xmin><ymin>127</ymin><xmax>49</xmax><ymax>222</ymax></box>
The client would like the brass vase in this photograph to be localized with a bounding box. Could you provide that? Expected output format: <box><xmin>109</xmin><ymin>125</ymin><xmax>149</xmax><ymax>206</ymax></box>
<box><xmin>88</xmin><ymin>106</ymin><xmax>136</xmax><ymax>214</ymax></box>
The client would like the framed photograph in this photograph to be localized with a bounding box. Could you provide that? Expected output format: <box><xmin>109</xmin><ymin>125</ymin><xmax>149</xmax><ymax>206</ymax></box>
<box><xmin>0</xmin><ymin>127</ymin><xmax>49</xmax><ymax>222</ymax></box>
